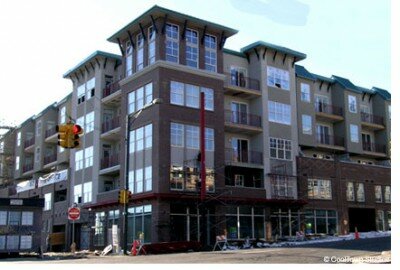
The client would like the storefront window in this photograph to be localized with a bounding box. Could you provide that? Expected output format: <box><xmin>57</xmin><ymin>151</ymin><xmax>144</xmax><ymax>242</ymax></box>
<box><xmin>226</xmin><ymin>206</ymin><xmax>265</xmax><ymax>239</ymax></box>
<box><xmin>127</xmin><ymin>205</ymin><xmax>152</xmax><ymax>244</ymax></box>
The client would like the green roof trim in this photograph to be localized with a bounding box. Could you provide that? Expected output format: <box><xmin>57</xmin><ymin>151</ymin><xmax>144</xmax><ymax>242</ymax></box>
<box><xmin>310</xmin><ymin>73</ymin><xmax>335</xmax><ymax>83</ymax></box>
<box><xmin>107</xmin><ymin>5</ymin><xmax>238</xmax><ymax>43</ymax></box>
<box><xmin>295</xmin><ymin>65</ymin><xmax>316</xmax><ymax>81</ymax></box>
<box><xmin>332</xmin><ymin>75</ymin><xmax>362</xmax><ymax>93</ymax></box>
<box><xmin>357</xmin><ymin>86</ymin><xmax>375</xmax><ymax>95</ymax></box>
<box><xmin>223</xmin><ymin>48</ymin><xmax>246</xmax><ymax>58</ymax></box>
<box><xmin>372</xmin><ymin>87</ymin><xmax>391</xmax><ymax>101</ymax></box>
<box><xmin>241</xmin><ymin>41</ymin><xmax>306</xmax><ymax>61</ymax></box>
<box><xmin>63</xmin><ymin>51</ymin><xmax>121</xmax><ymax>78</ymax></box>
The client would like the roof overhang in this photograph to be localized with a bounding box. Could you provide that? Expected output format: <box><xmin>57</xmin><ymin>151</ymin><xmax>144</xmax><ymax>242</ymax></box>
<box><xmin>241</xmin><ymin>40</ymin><xmax>306</xmax><ymax>62</ymax></box>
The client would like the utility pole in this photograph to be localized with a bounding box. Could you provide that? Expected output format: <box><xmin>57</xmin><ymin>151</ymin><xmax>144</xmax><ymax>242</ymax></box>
<box><xmin>199</xmin><ymin>92</ymin><xmax>207</xmax><ymax>248</ymax></box>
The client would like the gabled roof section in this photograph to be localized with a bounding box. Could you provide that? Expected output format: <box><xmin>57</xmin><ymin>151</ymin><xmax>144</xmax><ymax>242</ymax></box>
<box><xmin>310</xmin><ymin>73</ymin><xmax>335</xmax><ymax>83</ymax></box>
<box><xmin>241</xmin><ymin>41</ymin><xmax>306</xmax><ymax>61</ymax></box>
<box><xmin>332</xmin><ymin>75</ymin><xmax>362</xmax><ymax>94</ymax></box>
<box><xmin>107</xmin><ymin>5</ymin><xmax>238</xmax><ymax>43</ymax></box>
<box><xmin>357</xmin><ymin>86</ymin><xmax>375</xmax><ymax>95</ymax></box>
<box><xmin>63</xmin><ymin>51</ymin><xmax>121</xmax><ymax>78</ymax></box>
<box><xmin>372</xmin><ymin>87</ymin><xmax>391</xmax><ymax>101</ymax></box>
<box><xmin>223</xmin><ymin>48</ymin><xmax>247</xmax><ymax>59</ymax></box>
<box><xmin>295</xmin><ymin>65</ymin><xmax>316</xmax><ymax>81</ymax></box>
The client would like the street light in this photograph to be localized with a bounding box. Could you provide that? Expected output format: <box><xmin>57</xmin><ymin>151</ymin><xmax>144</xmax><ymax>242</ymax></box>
<box><xmin>122</xmin><ymin>98</ymin><xmax>162</xmax><ymax>254</ymax></box>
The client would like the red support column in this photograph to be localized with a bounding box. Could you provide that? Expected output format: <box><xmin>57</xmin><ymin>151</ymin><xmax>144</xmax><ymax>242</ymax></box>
<box><xmin>200</xmin><ymin>92</ymin><xmax>206</xmax><ymax>201</ymax></box>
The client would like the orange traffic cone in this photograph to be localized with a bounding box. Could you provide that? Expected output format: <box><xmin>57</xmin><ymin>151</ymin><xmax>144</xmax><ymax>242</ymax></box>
<box><xmin>354</xmin><ymin>227</ymin><xmax>360</xmax><ymax>240</ymax></box>
<box><xmin>131</xmin><ymin>240</ymin><xmax>138</xmax><ymax>256</ymax></box>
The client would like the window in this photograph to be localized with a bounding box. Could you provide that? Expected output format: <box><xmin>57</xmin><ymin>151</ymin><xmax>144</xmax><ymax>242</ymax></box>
<box><xmin>74</xmin><ymin>184</ymin><xmax>82</xmax><ymax>204</ymax></box>
<box><xmin>127</xmin><ymin>83</ymin><xmax>153</xmax><ymax>114</ymax></box>
<box><xmin>170</xmin><ymin>166</ymin><xmax>184</xmax><ymax>190</ymax></box>
<box><xmin>75</xmin><ymin>150</ymin><xmax>83</xmax><ymax>171</ymax></box>
<box><xmin>166</xmin><ymin>24</ymin><xmax>179</xmax><ymax>63</ymax></box>
<box><xmin>127</xmin><ymin>205</ymin><xmax>152</xmax><ymax>244</ymax></box>
<box><xmin>225</xmin><ymin>206</ymin><xmax>265</xmax><ymax>239</ymax></box>
<box><xmin>17</xmin><ymin>132</ymin><xmax>21</xmax><ymax>147</ymax></box>
<box><xmin>36</xmin><ymin>121</ymin><xmax>42</xmax><ymax>136</ymax></box>
<box><xmin>376</xmin><ymin>210</ymin><xmax>385</xmax><ymax>231</ymax></box>
<box><xmin>44</xmin><ymin>193</ymin><xmax>52</xmax><ymax>210</ymax></box>
<box><xmin>302</xmin><ymin>115</ymin><xmax>312</xmax><ymax>135</ymax></box>
<box><xmin>126</xmin><ymin>40</ymin><xmax>133</xmax><ymax>76</ymax></box>
<box><xmin>350</xmin><ymin>124</ymin><xmax>359</xmax><ymax>143</ymax></box>
<box><xmin>205</xmin><ymin>128</ymin><xmax>214</xmax><ymax>151</ymax></box>
<box><xmin>21</xmin><ymin>212</ymin><xmax>33</xmax><ymax>226</ymax></box>
<box><xmin>60</xmin><ymin>106</ymin><xmax>66</xmax><ymax>123</ymax></box>
<box><xmin>230</xmin><ymin>66</ymin><xmax>247</xmax><ymax>87</ymax></box>
<box><xmin>8</xmin><ymin>212</ymin><xmax>20</xmax><ymax>225</ymax></box>
<box><xmin>84</xmin><ymin>146</ymin><xmax>93</xmax><ymax>168</ymax></box>
<box><xmin>85</xmin><ymin>112</ymin><xmax>94</xmax><ymax>133</ymax></box>
<box><xmin>375</xmin><ymin>186</ymin><xmax>382</xmax><ymax>203</ymax></box>
<box><xmin>94</xmin><ymin>212</ymin><xmax>106</xmax><ymax>246</ymax></box>
<box><xmin>270</xmin><ymin>138</ymin><xmax>291</xmax><ymax>160</ymax></box>
<box><xmin>348</xmin><ymin>95</ymin><xmax>357</xmax><ymax>113</ymax></box>
<box><xmin>346</xmin><ymin>182</ymin><xmax>355</xmax><ymax>201</ymax></box>
<box><xmin>300</xmin><ymin>83</ymin><xmax>311</xmax><ymax>102</ymax></box>
<box><xmin>271</xmin><ymin>175</ymin><xmax>295</xmax><ymax>198</ymax></box>
<box><xmin>267</xmin><ymin>66</ymin><xmax>290</xmax><ymax>90</ymax></box>
<box><xmin>145</xmin><ymin>166</ymin><xmax>152</xmax><ymax>192</ymax></box>
<box><xmin>360</xmin><ymin>105</ymin><xmax>370</xmax><ymax>114</ymax></box>
<box><xmin>186</xmin><ymin>84</ymin><xmax>200</xmax><ymax>108</ymax></box>
<box><xmin>185</xmin><ymin>29</ymin><xmax>198</xmax><ymax>68</ymax></box>
<box><xmin>35</xmin><ymin>146</ymin><xmax>41</xmax><ymax>163</ymax></box>
<box><xmin>83</xmin><ymin>182</ymin><xmax>92</xmax><ymax>203</ymax></box>
<box><xmin>170</xmin><ymin>81</ymin><xmax>184</xmax><ymax>105</ymax></box>
<box><xmin>268</xmin><ymin>101</ymin><xmax>291</xmax><ymax>125</ymax></box>
<box><xmin>356</xmin><ymin>183</ymin><xmax>365</xmax><ymax>202</ymax></box>
<box><xmin>136</xmin><ymin>168</ymin><xmax>143</xmax><ymax>193</ymax></box>
<box><xmin>20</xmin><ymin>235</ymin><xmax>32</xmax><ymax>249</ymax></box>
<box><xmin>235</xmin><ymin>175</ymin><xmax>244</xmax><ymax>187</ymax></box>
<box><xmin>148</xmin><ymin>26</ymin><xmax>156</xmax><ymax>64</ymax></box>
<box><xmin>136</xmin><ymin>33</ymin><xmax>144</xmax><ymax>71</ymax></box>
<box><xmin>130</xmin><ymin>167</ymin><xmax>152</xmax><ymax>194</ymax></box>
<box><xmin>171</xmin><ymin>123</ymin><xmax>184</xmax><ymax>147</ymax></box>
<box><xmin>76</xmin><ymin>116</ymin><xmax>84</xmax><ymax>128</ymax></box>
<box><xmin>186</xmin><ymin>125</ymin><xmax>199</xmax><ymax>149</ymax></box>
<box><xmin>129</xmin><ymin>124</ymin><xmax>153</xmax><ymax>153</ymax></box>
<box><xmin>86</xmin><ymin>77</ymin><xmax>95</xmax><ymax>99</ymax></box>
<box><xmin>384</xmin><ymin>186</ymin><xmax>391</xmax><ymax>203</ymax></box>
<box><xmin>201</xmin><ymin>87</ymin><xmax>214</xmax><ymax>111</ymax></box>
<box><xmin>204</xmin><ymin>34</ymin><xmax>217</xmax><ymax>72</ymax></box>
<box><xmin>15</xmin><ymin>156</ymin><xmax>20</xmax><ymax>171</ymax></box>
<box><xmin>0</xmin><ymin>236</ymin><xmax>5</xmax><ymax>250</ymax></box>
<box><xmin>388</xmin><ymin>105</ymin><xmax>391</xmax><ymax>120</ymax></box>
<box><xmin>77</xmin><ymin>84</ymin><xmax>85</xmax><ymax>104</ymax></box>
<box><xmin>0</xmin><ymin>211</ymin><xmax>7</xmax><ymax>225</ymax></box>
<box><xmin>6</xmin><ymin>235</ymin><xmax>19</xmax><ymax>250</ymax></box>
<box><xmin>307</xmin><ymin>179</ymin><xmax>332</xmax><ymax>199</ymax></box>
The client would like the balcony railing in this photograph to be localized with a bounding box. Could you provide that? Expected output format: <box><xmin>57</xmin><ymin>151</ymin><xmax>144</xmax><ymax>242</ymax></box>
<box><xmin>314</xmin><ymin>102</ymin><xmax>343</xmax><ymax>116</ymax></box>
<box><xmin>45</xmin><ymin>126</ymin><xmax>57</xmax><ymax>138</ymax></box>
<box><xmin>100</xmin><ymin>154</ymin><xmax>120</xmax><ymax>169</ymax></box>
<box><xmin>361</xmin><ymin>112</ymin><xmax>384</xmax><ymax>126</ymax></box>
<box><xmin>225</xmin><ymin>148</ymin><xmax>263</xmax><ymax>165</ymax></box>
<box><xmin>102</xmin><ymin>117</ymin><xmax>120</xmax><ymax>133</ymax></box>
<box><xmin>22</xmin><ymin>163</ymin><xmax>34</xmax><ymax>173</ymax></box>
<box><xmin>24</xmin><ymin>138</ymin><xmax>35</xmax><ymax>148</ymax></box>
<box><xmin>316</xmin><ymin>133</ymin><xmax>345</xmax><ymax>147</ymax></box>
<box><xmin>44</xmin><ymin>153</ymin><xmax>57</xmax><ymax>165</ymax></box>
<box><xmin>362</xmin><ymin>142</ymin><xmax>386</xmax><ymax>153</ymax></box>
<box><xmin>225</xmin><ymin>110</ymin><xmax>262</xmax><ymax>128</ymax></box>
<box><xmin>102</xmin><ymin>81</ymin><xmax>121</xmax><ymax>98</ymax></box>
<box><xmin>224</xmin><ymin>72</ymin><xmax>260</xmax><ymax>91</ymax></box>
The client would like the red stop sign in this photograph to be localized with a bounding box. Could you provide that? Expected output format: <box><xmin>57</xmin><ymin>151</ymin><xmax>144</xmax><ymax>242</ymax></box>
<box><xmin>68</xmin><ymin>207</ymin><xmax>81</xmax><ymax>221</ymax></box>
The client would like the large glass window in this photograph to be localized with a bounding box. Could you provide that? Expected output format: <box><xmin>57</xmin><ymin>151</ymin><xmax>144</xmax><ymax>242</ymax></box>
<box><xmin>268</xmin><ymin>101</ymin><xmax>291</xmax><ymax>125</ymax></box>
<box><xmin>86</xmin><ymin>77</ymin><xmax>95</xmax><ymax>100</ymax></box>
<box><xmin>44</xmin><ymin>193</ymin><xmax>52</xmax><ymax>210</ymax></box>
<box><xmin>350</xmin><ymin>124</ymin><xmax>359</xmax><ymax>143</ymax></box>
<box><xmin>204</xmin><ymin>34</ymin><xmax>217</xmax><ymax>72</ymax></box>
<box><xmin>17</xmin><ymin>132</ymin><xmax>21</xmax><ymax>147</ymax></box>
<box><xmin>170</xmin><ymin>81</ymin><xmax>184</xmax><ymax>105</ymax></box>
<box><xmin>302</xmin><ymin>115</ymin><xmax>312</xmax><ymax>135</ymax></box>
<box><xmin>126</xmin><ymin>41</ymin><xmax>133</xmax><ymax>76</ymax></box>
<box><xmin>375</xmin><ymin>185</ymin><xmax>382</xmax><ymax>203</ymax></box>
<box><xmin>127</xmin><ymin>205</ymin><xmax>152</xmax><ymax>244</ymax></box>
<box><xmin>171</xmin><ymin>123</ymin><xmax>184</xmax><ymax>147</ymax></box>
<box><xmin>384</xmin><ymin>186</ymin><xmax>391</xmax><ymax>203</ymax></box>
<box><xmin>185</xmin><ymin>29</ymin><xmax>198</xmax><ymax>68</ymax></box>
<box><xmin>15</xmin><ymin>156</ymin><xmax>20</xmax><ymax>171</ymax></box>
<box><xmin>21</xmin><ymin>212</ymin><xmax>33</xmax><ymax>226</ymax></box>
<box><xmin>136</xmin><ymin>33</ymin><xmax>144</xmax><ymax>71</ymax></box>
<box><xmin>205</xmin><ymin>128</ymin><xmax>214</xmax><ymax>151</ymax></box>
<box><xmin>84</xmin><ymin>146</ymin><xmax>93</xmax><ymax>168</ymax></box>
<box><xmin>346</xmin><ymin>182</ymin><xmax>355</xmax><ymax>201</ymax></box>
<box><xmin>94</xmin><ymin>212</ymin><xmax>106</xmax><ymax>246</ymax></box>
<box><xmin>307</xmin><ymin>179</ymin><xmax>332</xmax><ymax>199</ymax></box>
<box><xmin>6</xmin><ymin>235</ymin><xmax>19</xmax><ymax>250</ymax></box>
<box><xmin>60</xmin><ymin>106</ymin><xmax>66</xmax><ymax>124</ymax></box>
<box><xmin>83</xmin><ymin>182</ymin><xmax>92</xmax><ymax>203</ymax></box>
<box><xmin>226</xmin><ymin>206</ymin><xmax>265</xmax><ymax>239</ymax></box>
<box><xmin>356</xmin><ymin>183</ymin><xmax>365</xmax><ymax>202</ymax></box>
<box><xmin>128</xmin><ymin>83</ymin><xmax>153</xmax><ymax>114</ymax></box>
<box><xmin>300</xmin><ymin>83</ymin><xmax>311</xmax><ymax>102</ymax></box>
<box><xmin>269</xmin><ymin>138</ymin><xmax>291</xmax><ymax>160</ymax></box>
<box><xmin>85</xmin><ymin>112</ymin><xmax>94</xmax><ymax>133</ymax></box>
<box><xmin>148</xmin><ymin>26</ymin><xmax>156</xmax><ymax>64</ymax></box>
<box><xmin>20</xmin><ymin>235</ymin><xmax>32</xmax><ymax>249</ymax></box>
<box><xmin>267</xmin><ymin>66</ymin><xmax>290</xmax><ymax>90</ymax></box>
<box><xmin>185</xmin><ymin>84</ymin><xmax>200</xmax><ymax>108</ymax></box>
<box><xmin>0</xmin><ymin>211</ymin><xmax>7</xmax><ymax>225</ymax></box>
<box><xmin>75</xmin><ymin>150</ymin><xmax>83</xmax><ymax>171</ymax></box>
<box><xmin>170</xmin><ymin>81</ymin><xmax>214</xmax><ymax>110</ymax></box>
<box><xmin>376</xmin><ymin>210</ymin><xmax>385</xmax><ymax>231</ymax></box>
<box><xmin>170</xmin><ymin>165</ymin><xmax>184</xmax><ymax>190</ymax></box>
<box><xmin>166</xmin><ymin>24</ymin><xmax>179</xmax><ymax>63</ymax></box>
<box><xmin>201</xmin><ymin>87</ymin><xmax>214</xmax><ymax>111</ymax></box>
<box><xmin>186</xmin><ymin>125</ymin><xmax>199</xmax><ymax>149</ymax></box>
<box><xmin>8</xmin><ymin>211</ymin><xmax>20</xmax><ymax>225</ymax></box>
<box><xmin>74</xmin><ymin>184</ymin><xmax>82</xmax><ymax>204</ymax></box>
<box><xmin>0</xmin><ymin>236</ymin><xmax>5</xmax><ymax>250</ymax></box>
<box><xmin>129</xmin><ymin>123</ymin><xmax>152</xmax><ymax>154</ymax></box>
<box><xmin>348</xmin><ymin>95</ymin><xmax>357</xmax><ymax>113</ymax></box>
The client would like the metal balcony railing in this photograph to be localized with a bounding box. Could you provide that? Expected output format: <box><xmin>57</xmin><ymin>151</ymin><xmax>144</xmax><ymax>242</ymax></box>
<box><xmin>224</xmin><ymin>72</ymin><xmax>260</xmax><ymax>91</ymax></box>
<box><xmin>102</xmin><ymin>81</ymin><xmax>121</xmax><ymax>98</ymax></box>
<box><xmin>224</xmin><ymin>110</ymin><xmax>262</xmax><ymax>128</ymax></box>
<box><xmin>316</xmin><ymin>133</ymin><xmax>345</xmax><ymax>147</ymax></box>
<box><xmin>225</xmin><ymin>148</ymin><xmax>263</xmax><ymax>165</ymax></box>
<box><xmin>24</xmin><ymin>138</ymin><xmax>35</xmax><ymax>148</ymax></box>
<box><xmin>45</xmin><ymin>126</ymin><xmax>57</xmax><ymax>138</ymax></box>
<box><xmin>361</xmin><ymin>112</ymin><xmax>384</xmax><ymax>126</ymax></box>
<box><xmin>314</xmin><ymin>102</ymin><xmax>343</xmax><ymax>116</ymax></box>
<box><xmin>362</xmin><ymin>142</ymin><xmax>386</xmax><ymax>153</ymax></box>
<box><xmin>101</xmin><ymin>117</ymin><xmax>120</xmax><ymax>133</ymax></box>
<box><xmin>100</xmin><ymin>154</ymin><xmax>120</xmax><ymax>169</ymax></box>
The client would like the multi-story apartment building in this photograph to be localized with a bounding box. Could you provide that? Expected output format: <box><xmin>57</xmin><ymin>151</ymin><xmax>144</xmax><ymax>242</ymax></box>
<box><xmin>0</xmin><ymin>129</ymin><xmax>16</xmax><ymax>189</ymax></box>
<box><xmin>0</xmin><ymin>5</ymin><xmax>390</xmax><ymax>251</ymax></box>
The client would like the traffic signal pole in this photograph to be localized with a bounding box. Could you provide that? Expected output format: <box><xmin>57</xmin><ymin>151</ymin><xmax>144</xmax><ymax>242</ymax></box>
<box><xmin>199</xmin><ymin>92</ymin><xmax>207</xmax><ymax>248</ymax></box>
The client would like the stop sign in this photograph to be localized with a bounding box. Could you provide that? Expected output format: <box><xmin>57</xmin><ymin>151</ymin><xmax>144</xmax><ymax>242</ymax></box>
<box><xmin>68</xmin><ymin>207</ymin><xmax>80</xmax><ymax>221</ymax></box>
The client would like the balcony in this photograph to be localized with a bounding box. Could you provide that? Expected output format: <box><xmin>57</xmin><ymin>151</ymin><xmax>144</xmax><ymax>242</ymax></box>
<box><xmin>45</xmin><ymin>126</ymin><xmax>58</xmax><ymax>143</ymax></box>
<box><xmin>99</xmin><ymin>154</ymin><xmax>120</xmax><ymax>175</ymax></box>
<box><xmin>224</xmin><ymin>73</ymin><xmax>261</xmax><ymax>99</ymax></box>
<box><xmin>102</xmin><ymin>81</ymin><xmax>121</xmax><ymax>104</ymax></box>
<box><xmin>362</xmin><ymin>142</ymin><xmax>387</xmax><ymax>158</ymax></box>
<box><xmin>101</xmin><ymin>117</ymin><xmax>121</xmax><ymax>141</ymax></box>
<box><xmin>314</xmin><ymin>103</ymin><xmax>344</xmax><ymax>122</ymax></box>
<box><xmin>24</xmin><ymin>138</ymin><xmax>35</xmax><ymax>152</ymax></box>
<box><xmin>315</xmin><ymin>133</ymin><xmax>345</xmax><ymax>151</ymax></box>
<box><xmin>43</xmin><ymin>153</ymin><xmax>57</xmax><ymax>166</ymax></box>
<box><xmin>224</xmin><ymin>110</ymin><xmax>262</xmax><ymax>134</ymax></box>
<box><xmin>225</xmin><ymin>148</ymin><xmax>263</xmax><ymax>168</ymax></box>
<box><xmin>361</xmin><ymin>112</ymin><xmax>385</xmax><ymax>131</ymax></box>
<box><xmin>22</xmin><ymin>163</ymin><xmax>34</xmax><ymax>174</ymax></box>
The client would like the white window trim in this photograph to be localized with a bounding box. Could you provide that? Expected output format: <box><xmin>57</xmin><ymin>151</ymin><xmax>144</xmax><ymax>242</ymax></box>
<box><xmin>204</xmin><ymin>34</ymin><xmax>217</xmax><ymax>72</ymax></box>
<box><xmin>185</xmin><ymin>28</ymin><xmax>199</xmax><ymax>68</ymax></box>
<box><xmin>166</xmin><ymin>23</ymin><xmax>179</xmax><ymax>63</ymax></box>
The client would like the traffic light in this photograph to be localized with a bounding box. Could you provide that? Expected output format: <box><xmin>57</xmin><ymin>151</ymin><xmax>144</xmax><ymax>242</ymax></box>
<box><xmin>56</xmin><ymin>124</ymin><xmax>71</xmax><ymax>148</ymax></box>
<box><xmin>71</xmin><ymin>124</ymin><xmax>83</xmax><ymax>148</ymax></box>
<box><xmin>118</xmin><ymin>189</ymin><xmax>131</xmax><ymax>204</ymax></box>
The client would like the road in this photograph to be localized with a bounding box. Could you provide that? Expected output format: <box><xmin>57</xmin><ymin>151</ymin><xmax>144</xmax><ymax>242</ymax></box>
<box><xmin>1</xmin><ymin>236</ymin><xmax>390</xmax><ymax>264</ymax></box>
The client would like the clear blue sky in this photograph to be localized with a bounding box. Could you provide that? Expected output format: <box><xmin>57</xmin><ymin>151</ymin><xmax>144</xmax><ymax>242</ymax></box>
<box><xmin>0</xmin><ymin>0</ymin><xmax>391</xmax><ymax>128</ymax></box>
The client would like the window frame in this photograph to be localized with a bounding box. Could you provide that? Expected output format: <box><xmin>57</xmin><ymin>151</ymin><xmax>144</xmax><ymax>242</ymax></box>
<box><xmin>165</xmin><ymin>23</ymin><xmax>179</xmax><ymax>63</ymax></box>
<box><xmin>302</xmin><ymin>114</ymin><xmax>312</xmax><ymax>135</ymax></box>
<box><xmin>185</xmin><ymin>28</ymin><xmax>199</xmax><ymax>68</ymax></box>
<box><xmin>204</xmin><ymin>34</ymin><xmax>217</xmax><ymax>72</ymax></box>
<box><xmin>300</xmin><ymin>83</ymin><xmax>311</xmax><ymax>102</ymax></box>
